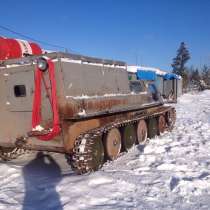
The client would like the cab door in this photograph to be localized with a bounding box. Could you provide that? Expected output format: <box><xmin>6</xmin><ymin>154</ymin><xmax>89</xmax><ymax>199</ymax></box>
<box><xmin>5</xmin><ymin>65</ymin><xmax>52</xmax><ymax>122</ymax></box>
<box><xmin>6</xmin><ymin>66</ymin><xmax>34</xmax><ymax>112</ymax></box>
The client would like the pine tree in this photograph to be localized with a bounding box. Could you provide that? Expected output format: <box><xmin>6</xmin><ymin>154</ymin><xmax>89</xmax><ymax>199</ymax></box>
<box><xmin>171</xmin><ymin>42</ymin><xmax>191</xmax><ymax>77</ymax></box>
<box><xmin>171</xmin><ymin>42</ymin><xmax>190</xmax><ymax>89</ymax></box>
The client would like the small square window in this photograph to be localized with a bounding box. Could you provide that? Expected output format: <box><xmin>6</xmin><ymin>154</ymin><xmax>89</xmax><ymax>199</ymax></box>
<box><xmin>14</xmin><ymin>85</ymin><xmax>26</xmax><ymax>97</ymax></box>
<box><xmin>129</xmin><ymin>81</ymin><xmax>144</xmax><ymax>93</ymax></box>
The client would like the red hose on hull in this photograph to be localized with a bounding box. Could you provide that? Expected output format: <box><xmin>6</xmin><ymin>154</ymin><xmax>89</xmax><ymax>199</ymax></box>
<box><xmin>32</xmin><ymin>59</ymin><xmax>61</xmax><ymax>141</ymax></box>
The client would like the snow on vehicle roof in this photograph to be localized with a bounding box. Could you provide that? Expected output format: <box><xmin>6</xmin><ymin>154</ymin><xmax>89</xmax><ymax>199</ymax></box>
<box><xmin>127</xmin><ymin>65</ymin><xmax>167</xmax><ymax>76</ymax></box>
<box><xmin>59</xmin><ymin>58</ymin><xmax>126</xmax><ymax>69</ymax></box>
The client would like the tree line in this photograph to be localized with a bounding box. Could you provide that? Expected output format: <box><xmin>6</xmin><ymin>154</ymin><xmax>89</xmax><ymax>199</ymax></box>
<box><xmin>171</xmin><ymin>42</ymin><xmax>210</xmax><ymax>91</ymax></box>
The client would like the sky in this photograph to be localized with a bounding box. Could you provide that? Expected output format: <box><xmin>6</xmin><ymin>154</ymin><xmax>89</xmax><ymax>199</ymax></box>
<box><xmin>1</xmin><ymin>0</ymin><xmax>210</xmax><ymax>70</ymax></box>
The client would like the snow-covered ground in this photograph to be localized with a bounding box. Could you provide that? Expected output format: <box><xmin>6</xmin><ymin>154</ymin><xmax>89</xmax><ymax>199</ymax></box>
<box><xmin>1</xmin><ymin>91</ymin><xmax>210</xmax><ymax>210</ymax></box>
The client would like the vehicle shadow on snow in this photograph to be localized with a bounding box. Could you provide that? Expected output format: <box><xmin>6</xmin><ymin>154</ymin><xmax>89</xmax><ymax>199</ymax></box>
<box><xmin>22</xmin><ymin>152</ymin><xmax>64</xmax><ymax>210</ymax></box>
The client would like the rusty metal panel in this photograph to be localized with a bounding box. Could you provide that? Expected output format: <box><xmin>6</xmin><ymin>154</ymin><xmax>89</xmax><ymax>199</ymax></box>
<box><xmin>5</xmin><ymin>66</ymin><xmax>34</xmax><ymax>111</ymax></box>
<box><xmin>60</xmin><ymin>93</ymin><xmax>162</xmax><ymax>120</ymax></box>
<box><xmin>177</xmin><ymin>78</ymin><xmax>183</xmax><ymax>97</ymax></box>
<box><xmin>0</xmin><ymin>62</ymin><xmax>64</xmax><ymax>150</ymax></box>
<box><xmin>61</xmin><ymin>61</ymin><xmax>130</xmax><ymax>97</ymax></box>
<box><xmin>80</xmin><ymin>94</ymin><xmax>161</xmax><ymax>115</ymax></box>
<box><xmin>163</xmin><ymin>80</ymin><xmax>173</xmax><ymax>98</ymax></box>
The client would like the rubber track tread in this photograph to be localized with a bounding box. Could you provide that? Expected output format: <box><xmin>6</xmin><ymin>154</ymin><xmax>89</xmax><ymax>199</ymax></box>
<box><xmin>69</xmin><ymin>106</ymin><xmax>175</xmax><ymax>174</ymax></box>
<box><xmin>0</xmin><ymin>148</ymin><xmax>29</xmax><ymax>161</ymax></box>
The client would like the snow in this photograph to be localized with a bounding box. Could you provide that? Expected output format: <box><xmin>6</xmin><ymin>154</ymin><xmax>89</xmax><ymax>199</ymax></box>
<box><xmin>1</xmin><ymin>90</ymin><xmax>210</xmax><ymax>209</ymax></box>
<box><xmin>32</xmin><ymin>125</ymin><xmax>44</xmax><ymax>132</ymax></box>
<box><xmin>127</xmin><ymin>65</ymin><xmax>167</xmax><ymax>75</ymax></box>
<box><xmin>0</xmin><ymin>63</ymin><xmax>31</xmax><ymax>69</ymax></box>
<box><xmin>66</xmin><ymin>92</ymin><xmax>147</xmax><ymax>99</ymax></box>
<box><xmin>0</xmin><ymin>57</ymin><xmax>125</xmax><ymax>70</ymax></box>
<box><xmin>60</xmin><ymin>58</ymin><xmax>126</xmax><ymax>69</ymax></box>
<box><xmin>77</xmin><ymin>109</ymin><xmax>86</xmax><ymax>116</ymax></box>
<box><xmin>78</xmin><ymin>138</ymin><xmax>87</xmax><ymax>153</ymax></box>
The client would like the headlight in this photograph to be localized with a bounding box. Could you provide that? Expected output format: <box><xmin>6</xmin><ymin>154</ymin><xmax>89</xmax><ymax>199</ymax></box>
<box><xmin>37</xmin><ymin>57</ymin><xmax>48</xmax><ymax>71</ymax></box>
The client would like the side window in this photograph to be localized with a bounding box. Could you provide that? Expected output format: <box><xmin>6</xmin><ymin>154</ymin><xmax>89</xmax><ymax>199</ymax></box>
<box><xmin>14</xmin><ymin>85</ymin><xmax>26</xmax><ymax>97</ymax></box>
<box><xmin>6</xmin><ymin>70</ymin><xmax>33</xmax><ymax>111</ymax></box>
<box><xmin>129</xmin><ymin>81</ymin><xmax>144</xmax><ymax>93</ymax></box>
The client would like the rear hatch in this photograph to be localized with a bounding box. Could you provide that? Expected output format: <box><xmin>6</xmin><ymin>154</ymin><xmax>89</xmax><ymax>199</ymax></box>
<box><xmin>0</xmin><ymin>63</ymin><xmax>58</xmax><ymax>146</ymax></box>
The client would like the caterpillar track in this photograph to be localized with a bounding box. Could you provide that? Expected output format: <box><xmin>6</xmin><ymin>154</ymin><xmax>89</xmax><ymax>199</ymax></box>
<box><xmin>67</xmin><ymin>106</ymin><xmax>176</xmax><ymax>174</ymax></box>
<box><xmin>0</xmin><ymin>147</ymin><xmax>28</xmax><ymax>161</ymax></box>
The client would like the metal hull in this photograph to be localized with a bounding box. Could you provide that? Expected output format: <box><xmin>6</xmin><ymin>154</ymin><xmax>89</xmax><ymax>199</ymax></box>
<box><xmin>0</xmin><ymin>52</ymin><xmax>165</xmax><ymax>154</ymax></box>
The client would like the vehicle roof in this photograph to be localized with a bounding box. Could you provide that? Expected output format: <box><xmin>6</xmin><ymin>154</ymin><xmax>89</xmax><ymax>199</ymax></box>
<box><xmin>0</xmin><ymin>52</ymin><xmax>126</xmax><ymax>68</ymax></box>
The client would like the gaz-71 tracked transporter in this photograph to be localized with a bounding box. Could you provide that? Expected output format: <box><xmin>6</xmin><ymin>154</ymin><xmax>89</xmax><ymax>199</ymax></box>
<box><xmin>0</xmin><ymin>49</ymin><xmax>176</xmax><ymax>174</ymax></box>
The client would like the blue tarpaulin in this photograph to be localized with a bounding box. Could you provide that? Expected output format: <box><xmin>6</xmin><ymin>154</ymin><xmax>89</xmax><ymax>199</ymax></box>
<box><xmin>135</xmin><ymin>70</ymin><xmax>180</xmax><ymax>81</ymax></box>
<box><xmin>163</xmin><ymin>73</ymin><xmax>181</xmax><ymax>80</ymax></box>
<box><xmin>136</xmin><ymin>70</ymin><xmax>157</xmax><ymax>81</ymax></box>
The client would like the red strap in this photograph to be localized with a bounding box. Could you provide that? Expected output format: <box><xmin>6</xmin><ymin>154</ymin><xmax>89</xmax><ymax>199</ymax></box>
<box><xmin>32</xmin><ymin>59</ymin><xmax>61</xmax><ymax>141</ymax></box>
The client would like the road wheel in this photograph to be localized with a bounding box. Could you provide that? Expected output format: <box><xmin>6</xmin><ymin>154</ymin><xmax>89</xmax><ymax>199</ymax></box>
<box><xmin>158</xmin><ymin>115</ymin><xmax>166</xmax><ymax>134</ymax></box>
<box><xmin>166</xmin><ymin>109</ymin><xmax>176</xmax><ymax>130</ymax></box>
<box><xmin>121</xmin><ymin>125</ymin><xmax>136</xmax><ymax>151</ymax></box>
<box><xmin>137</xmin><ymin>120</ymin><xmax>148</xmax><ymax>144</ymax></box>
<box><xmin>104</xmin><ymin>128</ymin><xmax>121</xmax><ymax>160</ymax></box>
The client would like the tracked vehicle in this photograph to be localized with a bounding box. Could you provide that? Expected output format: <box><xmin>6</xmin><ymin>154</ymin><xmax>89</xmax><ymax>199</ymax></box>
<box><xmin>0</xmin><ymin>38</ymin><xmax>176</xmax><ymax>174</ymax></box>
